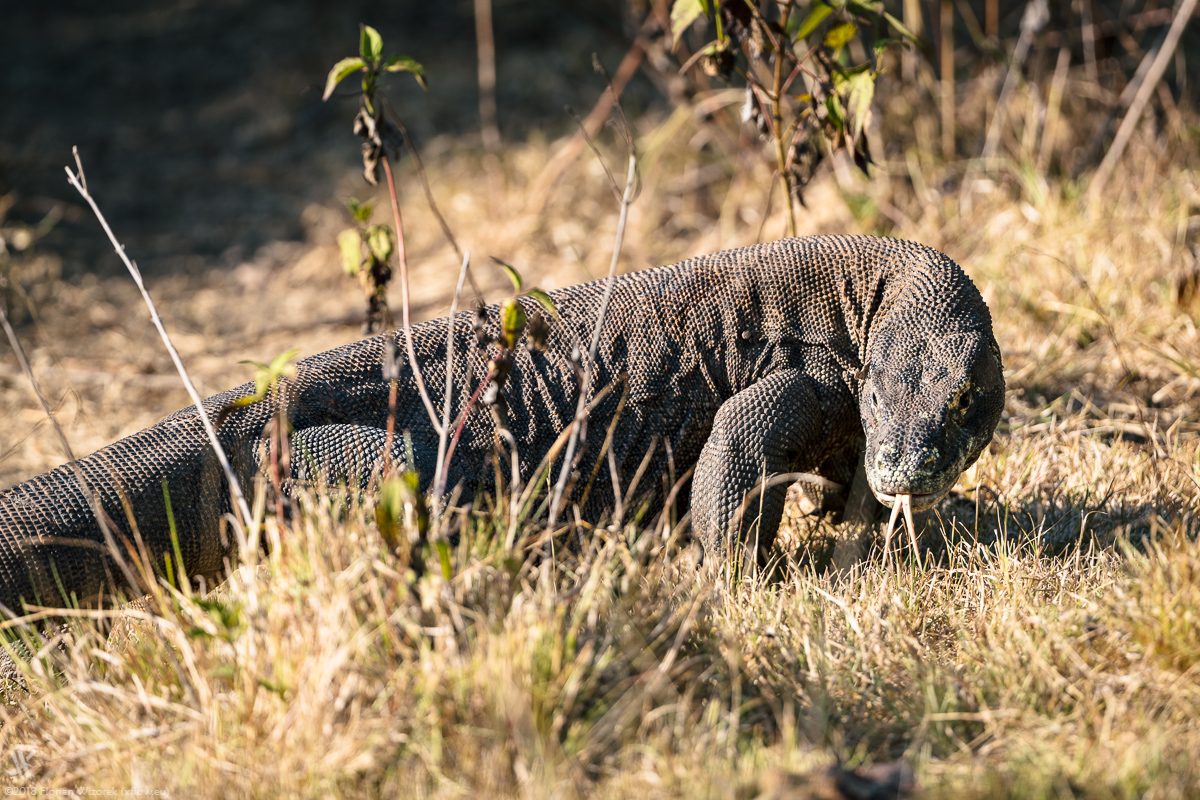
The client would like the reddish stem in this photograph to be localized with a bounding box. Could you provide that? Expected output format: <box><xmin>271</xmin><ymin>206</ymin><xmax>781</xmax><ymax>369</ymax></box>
<box><xmin>383</xmin><ymin>377</ymin><xmax>398</xmax><ymax>477</ymax></box>
<box><xmin>269</xmin><ymin>414</ymin><xmax>285</xmax><ymax>532</ymax></box>
<box><xmin>381</xmin><ymin>155</ymin><xmax>409</xmax><ymax>283</ymax></box>
<box><xmin>437</xmin><ymin>374</ymin><xmax>491</xmax><ymax>498</ymax></box>
<box><xmin>381</xmin><ymin>152</ymin><xmax>441</xmax><ymax>431</ymax></box>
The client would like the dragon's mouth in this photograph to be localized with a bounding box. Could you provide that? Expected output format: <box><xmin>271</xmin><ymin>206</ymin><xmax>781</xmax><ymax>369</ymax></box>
<box><xmin>871</xmin><ymin>483</ymin><xmax>953</xmax><ymax>512</ymax></box>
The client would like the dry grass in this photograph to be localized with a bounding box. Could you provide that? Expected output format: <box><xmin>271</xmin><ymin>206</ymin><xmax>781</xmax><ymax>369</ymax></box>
<box><xmin>1</xmin><ymin>63</ymin><xmax>1200</xmax><ymax>796</ymax></box>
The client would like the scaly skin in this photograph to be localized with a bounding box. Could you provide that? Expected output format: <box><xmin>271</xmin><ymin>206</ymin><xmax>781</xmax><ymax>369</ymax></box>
<box><xmin>0</xmin><ymin>236</ymin><xmax>1003</xmax><ymax>612</ymax></box>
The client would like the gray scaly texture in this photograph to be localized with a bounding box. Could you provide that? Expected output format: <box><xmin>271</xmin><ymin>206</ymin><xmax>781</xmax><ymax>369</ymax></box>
<box><xmin>0</xmin><ymin>236</ymin><xmax>1004</xmax><ymax>613</ymax></box>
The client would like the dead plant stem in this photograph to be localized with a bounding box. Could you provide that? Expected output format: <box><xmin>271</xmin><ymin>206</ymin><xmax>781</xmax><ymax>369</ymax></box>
<box><xmin>381</xmin><ymin>153</ymin><xmax>442</xmax><ymax>435</ymax></box>
<box><xmin>1088</xmin><ymin>0</ymin><xmax>1198</xmax><ymax>201</ymax></box>
<box><xmin>773</xmin><ymin>0</ymin><xmax>796</xmax><ymax>238</ymax></box>
<box><xmin>548</xmin><ymin>150</ymin><xmax>637</xmax><ymax>527</ymax></box>
<box><xmin>64</xmin><ymin>152</ymin><xmax>253</xmax><ymax>556</ymax></box>
<box><xmin>433</xmin><ymin>252</ymin><xmax>472</xmax><ymax>508</ymax></box>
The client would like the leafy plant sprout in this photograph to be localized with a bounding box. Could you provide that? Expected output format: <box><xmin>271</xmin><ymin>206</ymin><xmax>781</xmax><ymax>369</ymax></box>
<box><xmin>323</xmin><ymin>24</ymin><xmax>441</xmax><ymax>438</ymax></box>
<box><xmin>670</xmin><ymin>0</ymin><xmax>918</xmax><ymax>237</ymax></box>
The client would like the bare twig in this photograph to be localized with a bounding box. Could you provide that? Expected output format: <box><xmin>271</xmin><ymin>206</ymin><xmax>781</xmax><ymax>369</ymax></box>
<box><xmin>514</xmin><ymin>380</ymin><xmax>624</xmax><ymax>518</ymax></box>
<box><xmin>1088</xmin><ymin>0</ymin><xmax>1199</xmax><ymax>202</ymax></box>
<box><xmin>978</xmin><ymin>0</ymin><xmax>1049</xmax><ymax>162</ymax></box>
<box><xmin>527</xmin><ymin>12</ymin><xmax>657</xmax><ymax>214</ymax></box>
<box><xmin>379</xmin><ymin>98</ymin><xmax>479</xmax><ymax>301</ymax></box>
<box><xmin>438</xmin><ymin>377</ymin><xmax>490</xmax><ymax>496</ymax></box>
<box><xmin>940</xmin><ymin>0</ymin><xmax>955</xmax><ymax>161</ymax></box>
<box><xmin>380</xmin><ymin>153</ymin><xmax>442</xmax><ymax>435</ymax></box>
<box><xmin>433</xmin><ymin>252</ymin><xmax>471</xmax><ymax>507</ymax></box>
<box><xmin>547</xmin><ymin>146</ymin><xmax>637</xmax><ymax>528</ymax></box>
<box><xmin>64</xmin><ymin>151</ymin><xmax>253</xmax><ymax>556</ymax></box>
<box><xmin>1080</xmin><ymin>0</ymin><xmax>1098</xmax><ymax>83</ymax></box>
<box><xmin>1075</xmin><ymin>25</ymin><xmax>1169</xmax><ymax>179</ymax></box>
<box><xmin>474</xmin><ymin>0</ymin><xmax>500</xmax><ymax>152</ymax></box>
<box><xmin>1037</xmin><ymin>47</ymin><xmax>1071</xmax><ymax>174</ymax></box>
<box><xmin>772</xmin><ymin>0</ymin><xmax>797</xmax><ymax>238</ymax></box>
<box><xmin>901</xmin><ymin>0</ymin><xmax>924</xmax><ymax>82</ymax></box>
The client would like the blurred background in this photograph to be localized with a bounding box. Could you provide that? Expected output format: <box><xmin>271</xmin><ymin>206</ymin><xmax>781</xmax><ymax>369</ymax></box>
<box><xmin>1</xmin><ymin>0</ymin><xmax>1198</xmax><ymax>506</ymax></box>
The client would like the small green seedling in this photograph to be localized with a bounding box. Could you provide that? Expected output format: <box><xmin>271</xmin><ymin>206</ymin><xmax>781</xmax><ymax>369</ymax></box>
<box><xmin>322</xmin><ymin>25</ymin><xmax>426</xmax><ymax>113</ymax></box>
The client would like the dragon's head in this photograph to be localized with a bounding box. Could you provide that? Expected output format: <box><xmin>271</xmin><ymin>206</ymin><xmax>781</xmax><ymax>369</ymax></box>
<box><xmin>858</xmin><ymin>313</ymin><xmax>1005</xmax><ymax>512</ymax></box>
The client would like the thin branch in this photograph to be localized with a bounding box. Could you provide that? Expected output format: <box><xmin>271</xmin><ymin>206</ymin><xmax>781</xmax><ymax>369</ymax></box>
<box><xmin>548</xmin><ymin>148</ymin><xmax>637</xmax><ymax>528</ymax></box>
<box><xmin>433</xmin><ymin>252</ymin><xmax>471</xmax><ymax>507</ymax></box>
<box><xmin>474</xmin><ymin>0</ymin><xmax>501</xmax><ymax>152</ymax></box>
<box><xmin>527</xmin><ymin>12</ymin><xmax>658</xmax><ymax>214</ymax></box>
<box><xmin>771</xmin><ymin>0</ymin><xmax>797</xmax><ymax>237</ymax></box>
<box><xmin>566</xmin><ymin>105</ymin><xmax>622</xmax><ymax>202</ymax></box>
<box><xmin>380</xmin><ymin>153</ymin><xmax>442</xmax><ymax>436</ymax></box>
<box><xmin>438</xmin><ymin>376</ymin><xmax>491</xmax><ymax>498</ymax></box>
<box><xmin>1088</xmin><ymin>0</ymin><xmax>1198</xmax><ymax>201</ymax></box>
<box><xmin>979</xmin><ymin>1</ymin><xmax>1047</xmax><ymax>162</ymax></box>
<box><xmin>64</xmin><ymin>151</ymin><xmax>253</xmax><ymax>556</ymax></box>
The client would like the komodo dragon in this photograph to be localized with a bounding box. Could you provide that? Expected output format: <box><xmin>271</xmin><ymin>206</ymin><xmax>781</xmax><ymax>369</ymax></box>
<box><xmin>0</xmin><ymin>235</ymin><xmax>1004</xmax><ymax>613</ymax></box>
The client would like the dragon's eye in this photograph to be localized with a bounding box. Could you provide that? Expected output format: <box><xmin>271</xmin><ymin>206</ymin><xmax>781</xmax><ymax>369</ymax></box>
<box><xmin>956</xmin><ymin>385</ymin><xmax>974</xmax><ymax>415</ymax></box>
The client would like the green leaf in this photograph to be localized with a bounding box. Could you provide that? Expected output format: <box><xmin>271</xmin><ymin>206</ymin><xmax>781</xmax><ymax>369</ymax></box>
<box><xmin>845</xmin><ymin>0</ymin><xmax>923</xmax><ymax>48</ymax></box>
<box><xmin>843</xmin><ymin>69</ymin><xmax>875</xmax><ymax>141</ymax></box>
<box><xmin>671</xmin><ymin>0</ymin><xmax>709</xmax><ymax>47</ymax></box>
<box><xmin>492</xmin><ymin>258</ymin><xmax>523</xmax><ymax>292</ymax></box>
<box><xmin>795</xmin><ymin>2</ymin><xmax>833</xmax><ymax>41</ymax></box>
<box><xmin>267</xmin><ymin>349</ymin><xmax>301</xmax><ymax>379</ymax></box>
<box><xmin>383</xmin><ymin>54</ymin><xmax>428</xmax><ymax>91</ymax></box>
<box><xmin>881</xmin><ymin>10</ymin><xmax>922</xmax><ymax>45</ymax></box>
<box><xmin>873</xmin><ymin>37</ymin><xmax>900</xmax><ymax>55</ymax></box>
<box><xmin>323</xmin><ymin>57</ymin><xmax>367</xmax><ymax>101</ymax></box>
<box><xmin>845</xmin><ymin>0</ymin><xmax>884</xmax><ymax>13</ymax></box>
<box><xmin>360</xmin><ymin>25</ymin><xmax>384</xmax><ymax>63</ymax></box>
<box><xmin>823</xmin><ymin>21</ymin><xmax>858</xmax><ymax>51</ymax></box>
<box><xmin>338</xmin><ymin>229</ymin><xmax>362</xmax><ymax>277</ymax></box>
<box><xmin>366</xmin><ymin>224</ymin><xmax>393</xmax><ymax>264</ymax></box>
<box><xmin>500</xmin><ymin>298</ymin><xmax>527</xmax><ymax>350</ymax></box>
<box><xmin>376</xmin><ymin>470</ymin><xmax>427</xmax><ymax>549</ymax></box>
<box><xmin>347</xmin><ymin>198</ymin><xmax>374</xmax><ymax>223</ymax></box>
<box><xmin>435</xmin><ymin>540</ymin><xmax>452</xmax><ymax>580</ymax></box>
<box><xmin>525</xmin><ymin>288</ymin><xmax>559</xmax><ymax>319</ymax></box>
<box><xmin>825</xmin><ymin>94</ymin><xmax>845</xmax><ymax>132</ymax></box>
